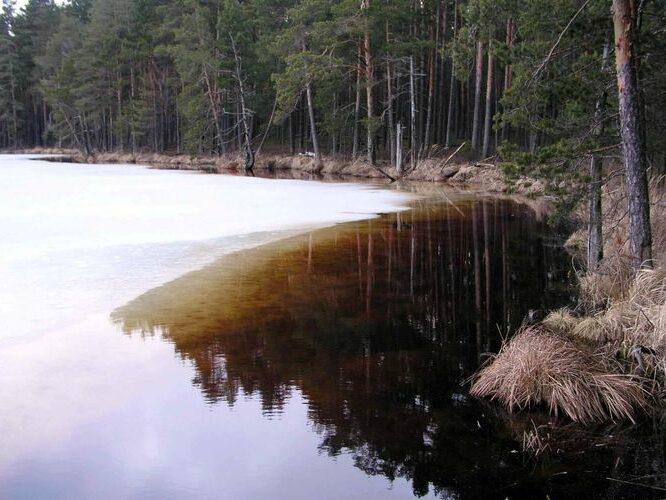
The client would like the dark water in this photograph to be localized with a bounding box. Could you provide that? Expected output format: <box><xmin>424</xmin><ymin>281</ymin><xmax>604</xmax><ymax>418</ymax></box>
<box><xmin>110</xmin><ymin>197</ymin><xmax>666</xmax><ymax>499</ymax></box>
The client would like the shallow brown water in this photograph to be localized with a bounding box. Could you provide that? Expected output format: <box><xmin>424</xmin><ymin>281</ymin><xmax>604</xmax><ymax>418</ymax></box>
<box><xmin>108</xmin><ymin>197</ymin><xmax>597</xmax><ymax>498</ymax></box>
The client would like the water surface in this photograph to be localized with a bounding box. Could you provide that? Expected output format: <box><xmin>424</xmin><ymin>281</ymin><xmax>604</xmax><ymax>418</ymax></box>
<box><xmin>1</xmin><ymin>156</ymin><xmax>664</xmax><ymax>499</ymax></box>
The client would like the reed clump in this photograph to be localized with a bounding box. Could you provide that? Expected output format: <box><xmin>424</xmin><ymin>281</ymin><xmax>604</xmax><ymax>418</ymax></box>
<box><xmin>471</xmin><ymin>327</ymin><xmax>646</xmax><ymax>424</ymax></box>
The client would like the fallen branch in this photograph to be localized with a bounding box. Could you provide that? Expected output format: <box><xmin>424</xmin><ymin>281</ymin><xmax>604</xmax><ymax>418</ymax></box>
<box><xmin>371</xmin><ymin>164</ymin><xmax>397</xmax><ymax>182</ymax></box>
<box><xmin>606</xmin><ymin>477</ymin><xmax>666</xmax><ymax>492</ymax></box>
<box><xmin>440</xmin><ymin>142</ymin><xmax>466</xmax><ymax>170</ymax></box>
<box><xmin>530</xmin><ymin>0</ymin><xmax>592</xmax><ymax>84</ymax></box>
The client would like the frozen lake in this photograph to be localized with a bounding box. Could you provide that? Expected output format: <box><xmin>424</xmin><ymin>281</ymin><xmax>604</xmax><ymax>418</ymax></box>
<box><xmin>0</xmin><ymin>155</ymin><xmax>417</xmax><ymax>499</ymax></box>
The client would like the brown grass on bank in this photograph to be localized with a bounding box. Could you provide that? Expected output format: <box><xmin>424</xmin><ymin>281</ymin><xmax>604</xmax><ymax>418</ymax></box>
<box><xmin>474</xmin><ymin>173</ymin><xmax>666</xmax><ymax>425</ymax></box>
<box><xmin>6</xmin><ymin>146</ymin><xmax>546</xmax><ymax>193</ymax></box>
<box><xmin>471</xmin><ymin>327</ymin><xmax>647</xmax><ymax>424</ymax></box>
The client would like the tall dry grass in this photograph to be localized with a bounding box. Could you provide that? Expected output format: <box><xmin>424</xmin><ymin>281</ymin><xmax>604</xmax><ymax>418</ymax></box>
<box><xmin>471</xmin><ymin>327</ymin><xmax>646</xmax><ymax>424</ymax></box>
<box><xmin>472</xmin><ymin>173</ymin><xmax>666</xmax><ymax>424</ymax></box>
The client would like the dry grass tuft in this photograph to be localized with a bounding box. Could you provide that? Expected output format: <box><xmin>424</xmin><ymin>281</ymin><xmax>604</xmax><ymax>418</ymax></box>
<box><xmin>578</xmin><ymin>257</ymin><xmax>635</xmax><ymax>310</ymax></box>
<box><xmin>470</xmin><ymin>327</ymin><xmax>647</xmax><ymax>424</ymax></box>
<box><xmin>575</xmin><ymin>268</ymin><xmax>666</xmax><ymax>351</ymax></box>
<box><xmin>541</xmin><ymin>309</ymin><xmax>579</xmax><ymax>334</ymax></box>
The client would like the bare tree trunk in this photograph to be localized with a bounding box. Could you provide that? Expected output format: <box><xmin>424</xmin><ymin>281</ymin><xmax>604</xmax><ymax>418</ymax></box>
<box><xmin>230</xmin><ymin>35</ymin><xmax>255</xmax><ymax>171</ymax></box>
<box><xmin>471</xmin><ymin>40</ymin><xmax>484</xmax><ymax>152</ymax></box>
<box><xmin>424</xmin><ymin>48</ymin><xmax>436</xmax><ymax>154</ymax></box>
<box><xmin>409</xmin><ymin>55</ymin><xmax>417</xmax><ymax>171</ymax></box>
<box><xmin>528</xmin><ymin>108</ymin><xmax>538</xmax><ymax>154</ymax></box>
<box><xmin>588</xmin><ymin>42</ymin><xmax>611</xmax><ymax>270</ymax></box>
<box><xmin>612</xmin><ymin>0</ymin><xmax>652</xmax><ymax>269</ymax></box>
<box><xmin>396</xmin><ymin>122</ymin><xmax>403</xmax><ymax>174</ymax></box>
<box><xmin>362</xmin><ymin>0</ymin><xmax>375</xmax><ymax>165</ymax></box>
<box><xmin>386</xmin><ymin>22</ymin><xmax>395</xmax><ymax>167</ymax></box>
<box><xmin>305</xmin><ymin>80</ymin><xmax>322</xmax><ymax>164</ymax></box>
<box><xmin>423</xmin><ymin>5</ymin><xmax>439</xmax><ymax>154</ymax></box>
<box><xmin>8</xmin><ymin>58</ymin><xmax>18</xmax><ymax>148</ymax></box>
<box><xmin>445</xmin><ymin>69</ymin><xmax>456</xmax><ymax>149</ymax></box>
<box><xmin>445</xmin><ymin>0</ymin><xmax>458</xmax><ymax>149</ymax></box>
<box><xmin>288</xmin><ymin>113</ymin><xmax>295</xmax><ymax>155</ymax></box>
<box><xmin>501</xmin><ymin>19</ymin><xmax>514</xmax><ymax>143</ymax></box>
<box><xmin>352</xmin><ymin>42</ymin><xmax>362</xmax><ymax>159</ymax></box>
<box><xmin>116</xmin><ymin>83</ymin><xmax>123</xmax><ymax>151</ymax></box>
<box><xmin>481</xmin><ymin>41</ymin><xmax>494</xmax><ymax>158</ymax></box>
<box><xmin>331</xmin><ymin>94</ymin><xmax>338</xmax><ymax>154</ymax></box>
<box><xmin>202</xmin><ymin>65</ymin><xmax>223</xmax><ymax>155</ymax></box>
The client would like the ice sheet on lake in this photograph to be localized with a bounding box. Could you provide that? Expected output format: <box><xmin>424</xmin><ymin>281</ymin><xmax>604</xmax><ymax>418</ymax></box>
<box><xmin>0</xmin><ymin>154</ymin><xmax>410</xmax><ymax>263</ymax></box>
<box><xmin>0</xmin><ymin>154</ymin><xmax>412</xmax><ymax>339</ymax></box>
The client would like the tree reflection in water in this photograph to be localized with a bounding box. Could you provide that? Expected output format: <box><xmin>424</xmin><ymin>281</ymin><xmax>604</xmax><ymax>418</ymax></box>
<box><xmin>112</xmin><ymin>198</ymin><xmax>663</xmax><ymax>498</ymax></box>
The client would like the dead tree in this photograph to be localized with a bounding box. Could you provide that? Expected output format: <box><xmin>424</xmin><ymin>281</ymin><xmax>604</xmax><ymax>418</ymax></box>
<box><xmin>230</xmin><ymin>35</ymin><xmax>255</xmax><ymax>171</ymax></box>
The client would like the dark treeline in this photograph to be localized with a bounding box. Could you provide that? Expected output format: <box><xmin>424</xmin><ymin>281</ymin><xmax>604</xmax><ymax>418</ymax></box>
<box><xmin>1</xmin><ymin>0</ymin><xmax>664</xmax><ymax>167</ymax></box>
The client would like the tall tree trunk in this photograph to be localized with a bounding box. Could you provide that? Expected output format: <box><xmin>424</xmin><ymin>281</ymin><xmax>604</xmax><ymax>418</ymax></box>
<box><xmin>423</xmin><ymin>2</ymin><xmax>439</xmax><ymax>154</ymax></box>
<box><xmin>528</xmin><ymin>108</ymin><xmax>538</xmax><ymax>154</ymax></box>
<box><xmin>471</xmin><ymin>40</ymin><xmax>484</xmax><ymax>152</ymax></box>
<box><xmin>386</xmin><ymin>22</ymin><xmax>395</xmax><ymax>167</ymax></box>
<box><xmin>305</xmin><ymin>80</ymin><xmax>322</xmax><ymax>165</ymax></box>
<box><xmin>481</xmin><ymin>41</ymin><xmax>494</xmax><ymax>158</ymax></box>
<box><xmin>612</xmin><ymin>0</ymin><xmax>652</xmax><ymax>269</ymax></box>
<box><xmin>352</xmin><ymin>42</ymin><xmax>362</xmax><ymax>159</ymax></box>
<box><xmin>288</xmin><ymin>113</ymin><xmax>295</xmax><ymax>155</ymax></box>
<box><xmin>445</xmin><ymin>0</ymin><xmax>458</xmax><ymax>149</ymax></box>
<box><xmin>423</xmin><ymin>46</ymin><xmax>436</xmax><ymax>153</ymax></box>
<box><xmin>409</xmin><ymin>55</ymin><xmax>417</xmax><ymax>171</ymax></box>
<box><xmin>8</xmin><ymin>58</ymin><xmax>18</xmax><ymax>148</ymax></box>
<box><xmin>116</xmin><ymin>82</ymin><xmax>123</xmax><ymax>151</ymax></box>
<box><xmin>230</xmin><ymin>35</ymin><xmax>254</xmax><ymax>171</ymax></box>
<box><xmin>588</xmin><ymin>42</ymin><xmax>611</xmax><ymax>271</ymax></box>
<box><xmin>396</xmin><ymin>122</ymin><xmax>403</xmax><ymax>174</ymax></box>
<box><xmin>202</xmin><ymin>65</ymin><xmax>223</xmax><ymax>155</ymax></box>
<box><xmin>362</xmin><ymin>0</ymin><xmax>375</xmax><ymax>165</ymax></box>
<box><xmin>501</xmin><ymin>19</ymin><xmax>514</xmax><ymax>143</ymax></box>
